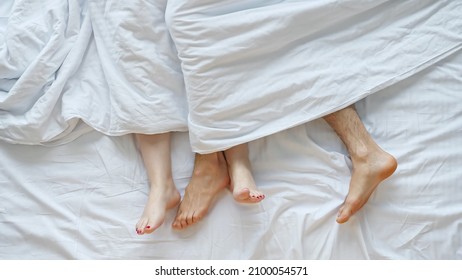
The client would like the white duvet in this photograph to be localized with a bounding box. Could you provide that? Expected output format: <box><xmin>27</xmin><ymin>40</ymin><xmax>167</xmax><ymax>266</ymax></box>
<box><xmin>0</xmin><ymin>0</ymin><xmax>187</xmax><ymax>145</ymax></box>
<box><xmin>167</xmin><ymin>0</ymin><xmax>462</xmax><ymax>152</ymax></box>
<box><xmin>2</xmin><ymin>0</ymin><xmax>462</xmax><ymax>151</ymax></box>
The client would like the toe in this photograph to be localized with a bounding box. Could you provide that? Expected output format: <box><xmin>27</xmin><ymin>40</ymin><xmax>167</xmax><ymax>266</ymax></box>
<box><xmin>180</xmin><ymin>218</ymin><xmax>188</xmax><ymax>229</ymax></box>
<box><xmin>136</xmin><ymin>219</ymin><xmax>147</xmax><ymax>235</ymax></box>
<box><xmin>144</xmin><ymin>224</ymin><xmax>154</xmax><ymax>234</ymax></box>
<box><xmin>336</xmin><ymin>206</ymin><xmax>351</xmax><ymax>224</ymax></box>
<box><xmin>234</xmin><ymin>188</ymin><xmax>250</xmax><ymax>201</ymax></box>
<box><xmin>192</xmin><ymin>212</ymin><xmax>203</xmax><ymax>224</ymax></box>
<box><xmin>172</xmin><ymin>213</ymin><xmax>184</xmax><ymax>230</ymax></box>
<box><xmin>186</xmin><ymin>212</ymin><xmax>194</xmax><ymax>226</ymax></box>
<box><xmin>171</xmin><ymin>220</ymin><xmax>180</xmax><ymax>230</ymax></box>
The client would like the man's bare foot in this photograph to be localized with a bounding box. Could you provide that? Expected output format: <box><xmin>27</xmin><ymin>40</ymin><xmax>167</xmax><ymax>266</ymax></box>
<box><xmin>229</xmin><ymin>163</ymin><xmax>265</xmax><ymax>203</ymax></box>
<box><xmin>336</xmin><ymin>149</ymin><xmax>398</xmax><ymax>224</ymax></box>
<box><xmin>136</xmin><ymin>181</ymin><xmax>181</xmax><ymax>235</ymax></box>
<box><xmin>172</xmin><ymin>152</ymin><xmax>230</xmax><ymax>230</ymax></box>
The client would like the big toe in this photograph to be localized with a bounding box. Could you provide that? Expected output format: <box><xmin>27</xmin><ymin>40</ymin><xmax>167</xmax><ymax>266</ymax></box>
<box><xmin>336</xmin><ymin>203</ymin><xmax>356</xmax><ymax>224</ymax></box>
<box><xmin>336</xmin><ymin>210</ymin><xmax>350</xmax><ymax>224</ymax></box>
<box><xmin>234</xmin><ymin>188</ymin><xmax>250</xmax><ymax>201</ymax></box>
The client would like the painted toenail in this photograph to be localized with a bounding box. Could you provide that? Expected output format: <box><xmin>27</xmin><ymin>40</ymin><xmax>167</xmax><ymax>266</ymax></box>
<box><xmin>146</xmin><ymin>226</ymin><xmax>151</xmax><ymax>229</ymax></box>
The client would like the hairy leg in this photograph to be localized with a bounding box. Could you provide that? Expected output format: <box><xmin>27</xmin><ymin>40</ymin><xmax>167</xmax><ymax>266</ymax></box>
<box><xmin>135</xmin><ymin>133</ymin><xmax>180</xmax><ymax>235</ymax></box>
<box><xmin>323</xmin><ymin>105</ymin><xmax>397</xmax><ymax>224</ymax></box>
<box><xmin>172</xmin><ymin>152</ymin><xmax>229</xmax><ymax>230</ymax></box>
<box><xmin>224</xmin><ymin>143</ymin><xmax>265</xmax><ymax>203</ymax></box>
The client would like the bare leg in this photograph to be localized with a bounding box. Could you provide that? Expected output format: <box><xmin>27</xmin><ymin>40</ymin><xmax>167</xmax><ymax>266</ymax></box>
<box><xmin>323</xmin><ymin>105</ymin><xmax>397</xmax><ymax>224</ymax></box>
<box><xmin>135</xmin><ymin>133</ymin><xmax>180</xmax><ymax>235</ymax></box>
<box><xmin>172</xmin><ymin>152</ymin><xmax>229</xmax><ymax>230</ymax></box>
<box><xmin>224</xmin><ymin>143</ymin><xmax>265</xmax><ymax>203</ymax></box>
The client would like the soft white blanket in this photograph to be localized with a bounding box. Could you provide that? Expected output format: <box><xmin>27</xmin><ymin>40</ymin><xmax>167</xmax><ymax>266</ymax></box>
<box><xmin>0</xmin><ymin>0</ymin><xmax>187</xmax><ymax>145</ymax></box>
<box><xmin>167</xmin><ymin>0</ymin><xmax>462</xmax><ymax>152</ymax></box>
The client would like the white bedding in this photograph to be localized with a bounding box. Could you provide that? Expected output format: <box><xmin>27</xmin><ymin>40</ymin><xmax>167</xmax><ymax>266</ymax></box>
<box><xmin>0</xmin><ymin>0</ymin><xmax>187</xmax><ymax>145</ymax></box>
<box><xmin>168</xmin><ymin>0</ymin><xmax>462</xmax><ymax>153</ymax></box>
<box><xmin>1</xmin><ymin>0</ymin><xmax>461</xmax><ymax>260</ymax></box>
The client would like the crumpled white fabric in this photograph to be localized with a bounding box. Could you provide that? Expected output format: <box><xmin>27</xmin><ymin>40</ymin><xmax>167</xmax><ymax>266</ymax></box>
<box><xmin>166</xmin><ymin>0</ymin><xmax>462</xmax><ymax>153</ymax></box>
<box><xmin>0</xmin><ymin>0</ymin><xmax>187</xmax><ymax>145</ymax></box>
<box><xmin>1</xmin><ymin>48</ymin><xmax>461</xmax><ymax>259</ymax></box>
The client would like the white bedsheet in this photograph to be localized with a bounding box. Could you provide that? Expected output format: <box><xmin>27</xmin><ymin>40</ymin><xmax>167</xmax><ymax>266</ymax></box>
<box><xmin>1</xmin><ymin>0</ymin><xmax>461</xmax><ymax>260</ymax></box>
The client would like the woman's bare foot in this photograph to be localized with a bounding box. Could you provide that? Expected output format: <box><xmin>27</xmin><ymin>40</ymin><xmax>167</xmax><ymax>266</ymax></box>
<box><xmin>336</xmin><ymin>149</ymin><xmax>397</xmax><ymax>224</ymax></box>
<box><xmin>229</xmin><ymin>163</ymin><xmax>265</xmax><ymax>203</ymax></box>
<box><xmin>172</xmin><ymin>152</ymin><xmax>230</xmax><ymax>230</ymax></box>
<box><xmin>224</xmin><ymin>143</ymin><xmax>265</xmax><ymax>203</ymax></box>
<box><xmin>136</xmin><ymin>181</ymin><xmax>181</xmax><ymax>235</ymax></box>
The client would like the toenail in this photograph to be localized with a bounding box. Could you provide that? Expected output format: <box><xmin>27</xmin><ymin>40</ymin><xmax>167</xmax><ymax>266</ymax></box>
<box><xmin>145</xmin><ymin>226</ymin><xmax>151</xmax><ymax>229</ymax></box>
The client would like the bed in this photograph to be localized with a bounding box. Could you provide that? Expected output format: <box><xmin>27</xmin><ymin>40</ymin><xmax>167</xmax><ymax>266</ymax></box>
<box><xmin>1</xmin><ymin>0</ymin><xmax>461</xmax><ymax>260</ymax></box>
